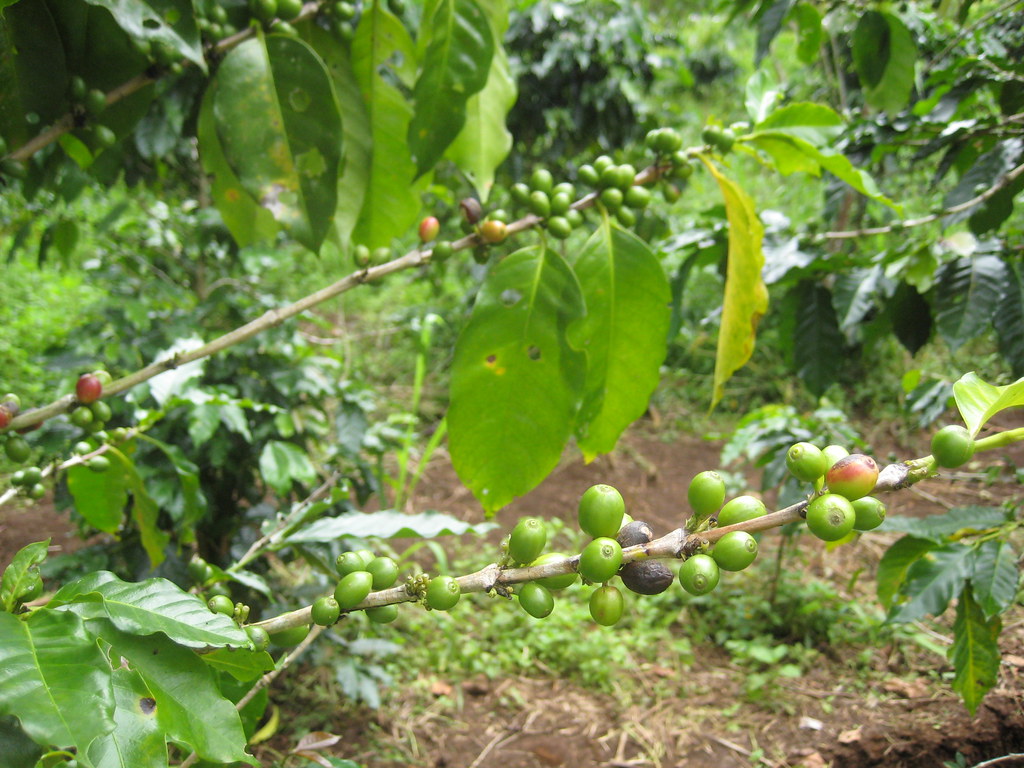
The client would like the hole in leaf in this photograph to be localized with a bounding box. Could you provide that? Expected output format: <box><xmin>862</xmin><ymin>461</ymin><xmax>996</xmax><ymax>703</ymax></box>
<box><xmin>527</xmin><ymin>345</ymin><xmax>541</xmax><ymax>361</ymax></box>
<box><xmin>500</xmin><ymin>289</ymin><xmax>521</xmax><ymax>306</ymax></box>
<box><xmin>143</xmin><ymin>17</ymin><xmax>160</xmax><ymax>28</ymax></box>
<box><xmin>139</xmin><ymin>697</ymin><xmax>157</xmax><ymax>715</ymax></box>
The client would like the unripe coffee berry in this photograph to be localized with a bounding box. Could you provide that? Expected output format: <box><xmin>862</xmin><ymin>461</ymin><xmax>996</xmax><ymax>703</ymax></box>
<box><xmin>479</xmin><ymin>219</ymin><xmax>507</xmax><ymax>244</ymax></box>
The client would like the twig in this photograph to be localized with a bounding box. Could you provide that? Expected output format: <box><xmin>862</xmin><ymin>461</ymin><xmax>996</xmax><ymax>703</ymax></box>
<box><xmin>822</xmin><ymin>161</ymin><xmax>1024</xmax><ymax>240</ymax></box>
<box><xmin>466</xmin><ymin>729</ymin><xmax>511</xmax><ymax>768</ymax></box>
<box><xmin>970</xmin><ymin>753</ymin><xmax>1024</xmax><ymax>768</ymax></box>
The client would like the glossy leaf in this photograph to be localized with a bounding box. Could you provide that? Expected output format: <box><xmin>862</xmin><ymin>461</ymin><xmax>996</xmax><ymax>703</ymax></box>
<box><xmin>81</xmin><ymin>0</ymin><xmax>203</xmax><ymax>69</ymax></box>
<box><xmin>943</xmin><ymin>139</ymin><xmax>1023</xmax><ymax>229</ymax></box>
<box><xmin>89</xmin><ymin>620</ymin><xmax>253</xmax><ymax>764</ymax></box>
<box><xmin>996</xmin><ymin>259</ymin><xmax>1024</xmax><ymax>376</ymax></box>
<box><xmin>700</xmin><ymin>159</ymin><xmax>769</xmax><ymax>410</ymax></box>
<box><xmin>0</xmin><ymin>610</ymin><xmax>115</xmax><ymax>758</ymax></box>
<box><xmin>1</xmin><ymin>539</ymin><xmax>49</xmax><ymax>613</ymax></box>
<box><xmin>0</xmin><ymin>715</ymin><xmax>43</xmax><ymax>768</ymax></box>
<box><xmin>833</xmin><ymin>265</ymin><xmax>890</xmax><ymax>334</ymax></box>
<box><xmin>50</xmin><ymin>570</ymin><xmax>251</xmax><ymax>649</ymax></box>
<box><xmin>87</xmin><ymin>668</ymin><xmax>164</xmax><ymax>768</ymax></box>
<box><xmin>282</xmin><ymin>509</ymin><xmax>494</xmax><ymax>544</ymax></box>
<box><xmin>754</xmin><ymin>102</ymin><xmax>844</xmax><ymax>146</ymax></box>
<box><xmin>970</xmin><ymin>539</ymin><xmax>1019</xmax><ymax>620</ymax></box>
<box><xmin>198</xmin><ymin>86</ymin><xmax>279</xmax><ymax>247</ymax></box>
<box><xmin>445</xmin><ymin>10</ymin><xmax>515</xmax><ymax>201</ymax></box>
<box><xmin>881</xmin><ymin>507</ymin><xmax>1010</xmax><ymax>541</ymax></box>
<box><xmin>934</xmin><ymin>255</ymin><xmax>1008</xmax><ymax>352</ymax></box>
<box><xmin>111</xmin><ymin>448</ymin><xmax>169</xmax><ymax>567</ymax></box>
<box><xmin>949</xmin><ymin>585</ymin><xmax>1001</xmax><ymax>715</ymax></box>
<box><xmin>259</xmin><ymin>440</ymin><xmax>318</xmax><ymax>496</ymax></box>
<box><xmin>571</xmin><ymin>222</ymin><xmax>670</xmax><ymax>460</ymax></box>
<box><xmin>303</xmin><ymin>23</ymin><xmax>372</xmax><ymax>246</ymax></box>
<box><xmin>744</xmin><ymin>68</ymin><xmax>783</xmax><ymax>123</ymax></box>
<box><xmin>852</xmin><ymin>10</ymin><xmax>916</xmax><ymax>113</ymax></box>
<box><xmin>351</xmin><ymin>4</ymin><xmax>428</xmax><ymax>248</ymax></box>
<box><xmin>67</xmin><ymin>460</ymin><xmax>129</xmax><ymax>534</ymax></box>
<box><xmin>876</xmin><ymin>535</ymin><xmax>939</xmax><ymax>608</ymax></box>
<box><xmin>212</xmin><ymin>33</ymin><xmax>342</xmax><ymax>252</ymax></box>
<box><xmin>139</xmin><ymin>434</ymin><xmax>206</xmax><ymax>533</ymax></box>
<box><xmin>888</xmin><ymin>544</ymin><xmax>973</xmax><ymax>623</ymax></box>
<box><xmin>953</xmin><ymin>372</ymin><xmax>1024</xmax><ymax>437</ymax></box>
<box><xmin>448</xmin><ymin>245</ymin><xmax>586</xmax><ymax>512</ymax></box>
<box><xmin>792</xmin><ymin>281</ymin><xmax>843</xmax><ymax>396</ymax></box>
<box><xmin>409</xmin><ymin>0</ymin><xmax>494</xmax><ymax>176</ymax></box>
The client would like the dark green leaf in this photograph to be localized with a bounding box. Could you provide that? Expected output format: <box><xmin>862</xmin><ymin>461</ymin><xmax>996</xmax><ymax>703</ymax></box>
<box><xmin>87</xmin><ymin>667</ymin><xmax>165</xmax><ymax>768</ymax></box>
<box><xmin>1</xmin><ymin>539</ymin><xmax>49</xmax><ymax>613</ymax></box>
<box><xmin>409</xmin><ymin>0</ymin><xmax>494</xmax><ymax>176</ymax></box>
<box><xmin>571</xmin><ymin>223</ymin><xmax>670</xmax><ymax>460</ymax></box>
<box><xmin>889</xmin><ymin>282</ymin><xmax>932</xmax><ymax>354</ymax></box>
<box><xmin>111</xmin><ymin>449</ymin><xmax>169</xmax><ymax>568</ymax></box>
<box><xmin>212</xmin><ymin>33</ymin><xmax>342</xmax><ymax>252</ymax></box>
<box><xmin>889</xmin><ymin>544</ymin><xmax>973</xmax><ymax>623</ymax></box>
<box><xmin>754</xmin><ymin>102</ymin><xmax>844</xmax><ymax>146</ymax></box>
<box><xmin>792</xmin><ymin>281</ymin><xmax>843</xmax><ymax>396</ymax></box>
<box><xmin>282</xmin><ymin>509</ymin><xmax>495</xmax><ymax>544</ymax></box>
<box><xmin>852</xmin><ymin>11</ymin><xmax>916</xmax><ymax>113</ymax></box>
<box><xmin>880</xmin><ymin>507</ymin><xmax>1010</xmax><ymax>541</ymax></box>
<box><xmin>943</xmin><ymin>139</ymin><xmax>1023</xmax><ymax>228</ymax></box>
<box><xmin>0</xmin><ymin>715</ymin><xmax>43</xmax><ymax>768</ymax></box>
<box><xmin>949</xmin><ymin>585</ymin><xmax>1001</xmax><ymax>715</ymax></box>
<box><xmin>0</xmin><ymin>610</ymin><xmax>115</xmax><ymax>758</ymax></box>
<box><xmin>934</xmin><ymin>255</ymin><xmax>1008</xmax><ymax>351</ymax></box>
<box><xmin>996</xmin><ymin>260</ymin><xmax>1024</xmax><ymax>377</ymax></box>
<box><xmin>971</xmin><ymin>539</ymin><xmax>1018</xmax><ymax>620</ymax></box>
<box><xmin>448</xmin><ymin>245</ymin><xmax>586</xmax><ymax>512</ymax></box>
<box><xmin>50</xmin><ymin>571</ymin><xmax>251</xmax><ymax>649</ymax></box>
<box><xmin>88</xmin><ymin>620</ymin><xmax>254</xmax><ymax>764</ymax></box>
<box><xmin>833</xmin><ymin>265</ymin><xmax>890</xmax><ymax>334</ymax></box>
<box><xmin>876</xmin><ymin>535</ymin><xmax>939</xmax><ymax>608</ymax></box>
<box><xmin>852</xmin><ymin>11</ymin><xmax>889</xmax><ymax>89</ymax></box>
<box><xmin>259</xmin><ymin>440</ymin><xmax>318</xmax><ymax>496</ymax></box>
<box><xmin>139</xmin><ymin>434</ymin><xmax>205</xmax><ymax>532</ymax></box>
<box><xmin>755</xmin><ymin>0</ymin><xmax>792</xmax><ymax>64</ymax></box>
<box><xmin>80</xmin><ymin>0</ymin><xmax>204</xmax><ymax>69</ymax></box>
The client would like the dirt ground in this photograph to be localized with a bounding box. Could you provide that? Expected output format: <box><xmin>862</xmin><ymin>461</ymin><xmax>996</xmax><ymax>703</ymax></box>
<box><xmin>3</xmin><ymin>415</ymin><xmax>1024</xmax><ymax>768</ymax></box>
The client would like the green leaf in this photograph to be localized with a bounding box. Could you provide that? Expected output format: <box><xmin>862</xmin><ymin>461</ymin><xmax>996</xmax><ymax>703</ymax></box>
<box><xmin>49</xmin><ymin>571</ymin><xmax>251</xmax><ymax>650</ymax></box>
<box><xmin>953</xmin><ymin>371</ymin><xmax>1024</xmax><ymax>437</ymax></box>
<box><xmin>80</xmin><ymin>0</ymin><xmax>203</xmax><ymax>70</ymax></box>
<box><xmin>448</xmin><ymin>245</ymin><xmax>586</xmax><ymax>512</ymax></box>
<box><xmin>889</xmin><ymin>281</ymin><xmax>932</xmax><ymax>355</ymax></box>
<box><xmin>408</xmin><ymin>0</ymin><xmax>494</xmax><ymax>177</ymax></box>
<box><xmin>302</xmin><ymin>23</ymin><xmax>372</xmax><ymax>246</ymax></box>
<box><xmin>351</xmin><ymin>3</ymin><xmax>429</xmax><ymax>249</ymax></box>
<box><xmin>571</xmin><ymin>223</ymin><xmax>670</xmax><ymax>460</ymax></box>
<box><xmin>202</xmin><ymin>647</ymin><xmax>275</xmax><ymax>682</ymax></box>
<box><xmin>753</xmin><ymin>102</ymin><xmax>844</xmax><ymax>146</ymax></box>
<box><xmin>212</xmin><ymin>33</ymin><xmax>342</xmax><ymax>252</ymax></box>
<box><xmin>198</xmin><ymin>85</ymin><xmax>280</xmax><ymax>247</ymax></box>
<box><xmin>943</xmin><ymin>139</ymin><xmax>1023</xmax><ymax>229</ymax></box>
<box><xmin>259</xmin><ymin>440</ymin><xmax>318</xmax><ymax>496</ymax></box>
<box><xmin>996</xmin><ymin>259</ymin><xmax>1024</xmax><ymax>377</ymax></box>
<box><xmin>746</xmin><ymin>133</ymin><xmax>901</xmax><ymax>211</ymax></box>
<box><xmin>139</xmin><ymin>434</ymin><xmax>205</xmax><ymax>532</ymax></box>
<box><xmin>0</xmin><ymin>715</ymin><xmax>44</xmax><ymax>768</ymax></box>
<box><xmin>445</xmin><ymin>24</ymin><xmax>515</xmax><ymax>200</ymax></box>
<box><xmin>881</xmin><ymin>507</ymin><xmax>1010</xmax><ymax>541</ymax></box>
<box><xmin>949</xmin><ymin>584</ymin><xmax>1001</xmax><ymax>715</ymax></box>
<box><xmin>88</xmin><ymin>620</ymin><xmax>254</xmax><ymax>765</ymax></box>
<box><xmin>111</xmin><ymin>449</ymin><xmax>169</xmax><ymax>568</ymax></box>
<box><xmin>0</xmin><ymin>610</ymin><xmax>115</xmax><ymax>760</ymax></box>
<box><xmin>87</xmin><ymin>668</ymin><xmax>165</xmax><ymax>768</ymax></box>
<box><xmin>876</xmin><ymin>535</ymin><xmax>939</xmax><ymax>608</ymax></box>
<box><xmin>67</xmin><ymin>460</ymin><xmax>128</xmax><ymax>534</ymax></box>
<box><xmin>934</xmin><ymin>255</ymin><xmax>1008</xmax><ymax>352</ymax></box>
<box><xmin>888</xmin><ymin>544</ymin><xmax>973</xmax><ymax>623</ymax></box>
<box><xmin>754</xmin><ymin>0</ymin><xmax>792</xmax><ymax>64</ymax></box>
<box><xmin>789</xmin><ymin>2</ymin><xmax>823</xmax><ymax>64</ymax></box>
<box><xmin>281</xmin><ymin>509</ymin><xmax>495</xmax><ymax>544</ymax></box>
<box><xmin>1</xmin><ymin>539</ymin><xmax>49</xmax><ymax>613</ymax></box>
<box><xmin>792</xmin><ymin>281</ymin><xmax>843</xmax><ymax>396</ymax></box>
<box><xmin>699</xmin><ymin>159</ymin><xmax>769</xmax><ymax>410</ymax></box>
<box><xmin>970</xmin><ymin>540</ymin><xmax>1018</xmax><ymax>620</ymax></box>
<box><xmin>744</xmin><ymin>68</ymin><xmax>783</xmax><ymax>123</ymax></box>
<box><xmin>833</xmin><ymin>265</ymin><xmax>889</xmax><ymax>333</ymax></box>
<box><xmin>852</xmin><ymin>11</ymin><xmax>916</xmax><ymax>113</ymax></box>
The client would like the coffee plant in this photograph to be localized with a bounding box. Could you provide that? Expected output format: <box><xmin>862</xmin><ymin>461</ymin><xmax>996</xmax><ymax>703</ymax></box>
<box><xmin>1</xmin><ymin>0</ymin><xmax>1023</xmax><ymax>765</ymax></box>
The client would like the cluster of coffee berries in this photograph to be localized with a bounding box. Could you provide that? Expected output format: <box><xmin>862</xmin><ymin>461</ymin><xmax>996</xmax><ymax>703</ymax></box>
<box><xmin>510</xmin><ymin>168</ymin><xmax>584</xmax><ymax>240</ymax></box>
<box><xmin>330</xmin><ymin>548</ymin><xmax>406</xmax><ymax>621</ymax></box>
<box><xmin>784</xmin><ymin>442</ymin><xmax>886</xmax><ymax>541</ymax></box>
<box><xmin>576</xmin><ymin>157</ymin><xmax>650</xmax><ymax>227</ymax></box>
<box><xmin>319</xmin><ymin>0</ymin><xmax>359</xmax><ymax>41</ymax></box>
<box><xmin>8</xmin><ymin>465</ymin><xmax>46</xmax><ymax>500</ymax></box>
<box><xmin>2</xmin><ymin>393</ymin><xmax>36</xmax><ymax>476</ymax></box>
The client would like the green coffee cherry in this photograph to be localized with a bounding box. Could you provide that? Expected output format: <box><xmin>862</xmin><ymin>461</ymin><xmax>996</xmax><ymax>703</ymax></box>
<box><xmin>517</xmin><ymin>581</ymin><xmax>554</xmax><ymax>619</ymax></box>
<box><xmin>508</xmin><ymin>517</ymin><xmax>547</xmax><ymax>565</ymax></box>
<box><xmin>805</xmin><ymin>493</ymin><xmax>856</xmax><ymax>541</ymax></box>
<box><xmin>589</xmin><ymin>585</ymin><xmax>624</xmax><ymax>626</ymax></box>
<box><xmin>931</xmin><ymin>425</ymin><xmax>974</xmax><ymax>468</ymax></box>
<box><xmin>679</xmin><ymin>553</ymin><xmax>720</xmax><ymax>595</ymax></box>
<box><xmin>688</xmin><ymin>470</ymin><xmax>725</xmax><ymax>519</ymax></box>
<box><xmin>578</xmin><ymin>537</ymin><xmax>623</xmax><ymax>583</ymax></box>
<box><xmin>786</xmin><ymin>442</ymin><xmax>827</xmax><ymax>483</ymax></box>
<box><xmin>712</xmin><ymin>531</ymin><xmax>758</xmax><ymax>571</ymax></box>
<box><xmin>717</xmin><ymin>495</ymin><xmax>766</xmax><ymax>527</ymax></box>
<box><xmin>425</xmin><ymin>575</ymin><xmax>461</xmax><ymax>611</ymax></box>
<box><xmin>578</xmin><ymin>484</ymin><xmax>625</xmax><ymax>538</ymax></box>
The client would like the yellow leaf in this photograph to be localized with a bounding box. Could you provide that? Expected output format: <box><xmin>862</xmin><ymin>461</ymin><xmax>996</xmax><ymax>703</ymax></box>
<box><xmin>700</xmin><ymin>157</ymin><xmax>769</xmax><ymax>410</ymax></box>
